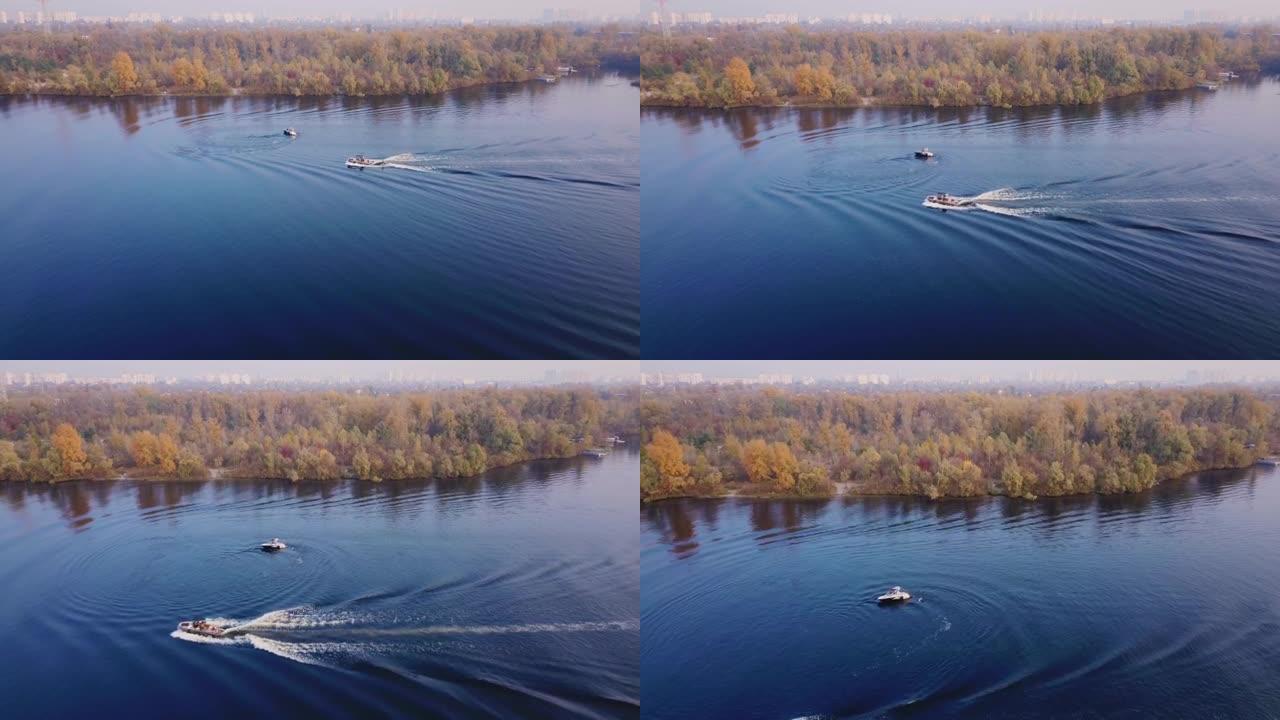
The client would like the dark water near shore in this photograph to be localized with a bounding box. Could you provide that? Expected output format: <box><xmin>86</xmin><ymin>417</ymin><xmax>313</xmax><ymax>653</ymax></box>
<box><xmin>0</xmin><ymin>73</ymin><xmax>639</xmax><ymax>358</ymax></box>
<box><xmin>0</xmin><ymin>451</ymin><xmax>638</xmax><ymax>719</ymax></box>
<box><xmin>641</xmin><ymin>465</ymin><xmax>1280</xmax><ymax>719</ymax></box>
<box><xmin>642</xmin><ymin>78</ymin><xmax>1280</xmax><ymax>358</ymax></box>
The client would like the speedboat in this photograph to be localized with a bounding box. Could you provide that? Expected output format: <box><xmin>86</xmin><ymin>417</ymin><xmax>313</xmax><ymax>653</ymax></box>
<box><xmin>283</xmin><ymin>127</ymin><xmax>298</xmax><ymax>137</ymax></box>
<box><xmin>177</xmin><ymin>619</ymin><xmax>228</xmax><ymax>638</ymax></box>
<box><xmin>261</xmin><ymin>538</ymin><xmax>287</xmax><ymax>551</ymax></box>
<box><xmin>877</xmin><ymin>586</ymin><xmax>911</xmax><ymax>603</ymax></box>
<box><xmin>1257</xmin><ymin>457</ymin><xmax>1280</xmax><ymax>466</ymax></box>
<box><xmin>922</xmin><ymin>193</ymin><xmax>970</xmax><ymax>211</ymax></box>
<box><xmin>914</xmin><ymin>148</ymin><xmax>934</xmax><ymax>158</ymax></box>
<box><xmin>345</xmin><ymin>155</ymin><xmax>385</xmax><ymax>169</ymax></box>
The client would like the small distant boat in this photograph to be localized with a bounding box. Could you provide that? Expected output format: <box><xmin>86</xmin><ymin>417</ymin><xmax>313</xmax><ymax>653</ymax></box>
<box><xmin>1196</xmin><ymin>82</ymin><xmax>1219</xmax><ymax>91</ymax></box>
<box><xmin>877</xmin><ymin>586</ymin><xmax>911</xmax><ymax>603</ymax></box>
<box><xmin>539</xmin><ymin>75</ymin><xmax>558</xmax><ymax>83</ymax></box>
<box><xmin>345</xmin><ymin>155</ymin><xmax>385</xmax><ymax>169</ymax></box>
<box><xmin>177</xmin><ymin>619</ymin><xmax>228</xmax><ymax>638</ymax></box>
<box><xmin>261</xmin><ymin>538</ymin><xmax>287</xmax><ymax>551</ymax></box>
<box><xmin>283</xmin><ymin>127</ymin><xmax>298</xmax><ymax>137</ymax></box>
<box><xmin>922</xmin><ymin>192</ymin><xmax>971</xmax><ymax>211</ymax></box>
<box><xmin>914</xmin><ymin>148</ymin><xmax>935</xmax><ymax>159</ymax></box>
<box><xmin>583</xmin><ymin>448</ymin><xmax>609</xmax><ymax>458</ymax></box>
<box><xmin>1257</xmin><ymin>457</ymin><xmax>1280</xmax><ymax>466</ymax></box>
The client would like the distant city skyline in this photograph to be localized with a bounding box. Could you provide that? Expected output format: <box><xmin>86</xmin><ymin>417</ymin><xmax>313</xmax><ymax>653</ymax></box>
<box><xmin>649</xmin><ymin>1</ymin><xmax>1277</xmax><ymax>22</ymax></box>
<box><xmin>0</xmin><ymin>360</ymin><xmax>638</xmax><ymax>384</ymax></box>
<box><xmin>641</xmin><ymin>361</ymin><xmax>1280</xmax><ymax>384</ymax></box>
<box><xmin>0</xmin><ymin>2</ymin><xmax>632</xmax><ymax>21</ymax></box>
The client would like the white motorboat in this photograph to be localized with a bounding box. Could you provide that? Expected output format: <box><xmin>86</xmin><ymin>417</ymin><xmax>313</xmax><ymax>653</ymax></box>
<box><xmin>178</xmin><ymin>619</ymin><xmax>228</xmax><ymax>637</ymax></box>
<box><xmin>922</xmin><ymin>193</ymin><xmax>972</xmax><ymax>211</ymax></box>
<box><xmin>877</xmin><ymin>586</ymin><xmax>911</xmax><ymax>603</ymax></box>
<box><xmin>345</xmin><ymin>155</ymin><xmax>385</xmax><ymax>169</ymax></box>
<box><xmin>283</xmin><ymin>127</ymin><xmax>298</xmax><ymax>137</ymax></box>
<box><xmin>261</xmin><ymin>538</ymin><xmax>287</xmax><ymax>551</ymax></box>
<box><xmin>914</xmin><ymin>148</ymin><xmax>934</xmax><ymax>158</ymax></box>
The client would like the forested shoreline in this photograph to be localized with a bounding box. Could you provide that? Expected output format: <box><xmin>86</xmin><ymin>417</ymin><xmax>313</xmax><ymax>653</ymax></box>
<box><xmin>0</xmin><ymin>386</ymin><xmax>637</xmax><ymax>483</ymax></box>
<box><xmin>640</xmin><ymin>387</ymin><xmax>1277</xmax><ymax>502</ymax></box>
<box><xmin>641</xmin><ymin>25</ymin><xmax>1280</xmax><ymax>108</ymax></box>
<box><xmin>0</xmin><ymin>24</ymin><xmax>638</xmax><ymax>97</ymax></box>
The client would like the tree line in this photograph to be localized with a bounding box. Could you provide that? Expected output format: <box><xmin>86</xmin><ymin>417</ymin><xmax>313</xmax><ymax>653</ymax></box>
<box><xmin>0</xmin><ymin>24</ymin><xmax>638</xmax><ymax>96</ymax></box>
<box><xmin>640</xmin><ymin>387</ymin><xmax>1277</xmax><ymax>501</ymax></box>
<box><xmin>641</xmin><ymin>25</ymin><xmax>1279</xmax><ymax>108</ymax></box>
<box><xmin>0</xmin><ymin>386</ymin><xmax>637</xmax><ymax>482</ymax></box>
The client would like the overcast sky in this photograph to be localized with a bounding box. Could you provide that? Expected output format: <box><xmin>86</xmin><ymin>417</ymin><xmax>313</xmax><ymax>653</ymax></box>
<box><xmin>0</xmin><ymin>1</ymin><xmax>634</xmax><ymax>19</ymax></box>
<box><xmin>0</xmin><ymin>360</ymin><xmax>638</xmax><ymax>382</ymax></box>
<box><xmin>642</xmin><ymin>361</ymin><xmax>1280</xmax><ymax>382</ymax></box>
<box><xmin>660</xmin><ymin>1</ymin><xmax>1276</xmax><ymax>21</ymax></box>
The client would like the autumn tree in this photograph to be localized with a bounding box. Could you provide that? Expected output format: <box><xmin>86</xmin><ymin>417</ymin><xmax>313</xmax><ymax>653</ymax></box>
<box><xmin>109</xmin><ymin>51</ymin><xmax>139</xmax><ymax>94</ymax></box>
<box><xmin>49</xmin><ymin>424</ymin><xmax>89</xmax><ymax>480</ymax></box>
<box><xmin>722</xmin><ymin>57</ymin><xmax>756</xmax><ymax>106</ymax></box>
<box><xmin>642</xmin><ymin>429</ymin><xmax>691</xmax><ymax>499</ymax></box>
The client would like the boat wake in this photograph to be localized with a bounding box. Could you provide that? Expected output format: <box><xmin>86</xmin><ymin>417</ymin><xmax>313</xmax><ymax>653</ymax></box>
<box><xmin>172</xmin><ymin>606</ymin><xmax>637</xmax><ymax>668</ymax></box>
<box><xmin>948</xmin><ymin>187</ymin><xmax>1277</xmax><ymax>219</ymax></box>
<box><xmin>937</xmin><ymin>187</ymin><xmax>1060</xmax><ymax>217</ymax></box>
<box><xmin>375</xmin><ymin>153</ymin><xmax>435</xmax><ymax>173</ymax></box>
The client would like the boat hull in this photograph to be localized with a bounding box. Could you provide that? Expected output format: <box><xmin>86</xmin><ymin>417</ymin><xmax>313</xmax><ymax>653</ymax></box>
<box><xmin>178</xmin><ymin>621</ymin><xmax>227</xmax><ymax>638</ymax></box>
<box><xmin>922</xmin><ymin>199</ymin><xmax>971</xmax><ymax>211</ymax></box>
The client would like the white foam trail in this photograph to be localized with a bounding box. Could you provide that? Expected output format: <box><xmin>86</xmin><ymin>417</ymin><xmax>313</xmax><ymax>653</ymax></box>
<box><xmin>244</xmin><ymin>636</ymin><xmax>348</xmax><ymax>668</ymax></box>
<box><xmin>349</xmin><ymin>620</ymin><xmax>639</xmax><ymax>637</ymax></box>
<box><xmin>173</xmin><ymin>608</ymin><xmax>638</xmax><ymax>670</ymax></box>
<box><xmin>382</xmin><ymin>163</ymin><xmax>434</xmax><ymax>174</ymax></box>
<box><xmin>973</xmin><ymin>204</ymin><xmax>1047</xmax><ymax>217</ymax></box>
<box><xmin>371</xmin><ymin>153</ymin><xmax>436</xmax><ymax>173</ymax></box>
<box><xmin>225</xmin><ymin>606</ymin><xmax>359</xmax><ymax>632</ymax></box>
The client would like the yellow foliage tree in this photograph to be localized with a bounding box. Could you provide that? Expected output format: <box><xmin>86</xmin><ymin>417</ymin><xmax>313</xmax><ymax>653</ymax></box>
<box><xmin>50</xmin><ymin>423</ymin><xmax>89</xmax><ymax>479</ymax></box>
<box><xmin>723</xmin><ymin>57</ymin><xmax>756</xmax><ymax>105</ymax></box>
<box><xmin>171</xmin><ymin>57</ymin><xmax>209</xmax><ymax>91</ymax></box>
<box><xmin>129</xmin><ymin>431</ymin><xmax>178</xmax><ymax>473</ymax></box>
<box><xmin>793</xmin><ymin>63</ymin><xmax>817</xmax><ymax>96</ymax></box>
<box><xmin>110</xmin><ymin>51</ymin><xmax>139</xmax><ymax>94</ymax></box>
<box><xmin>645</xmin><ymin>430</ymin><xmax>690</xmax><ymax>494</ymax></box>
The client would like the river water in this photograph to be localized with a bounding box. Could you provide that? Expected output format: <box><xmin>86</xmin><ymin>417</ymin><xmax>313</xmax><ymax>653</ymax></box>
<box><xmin>641</xmin><ymin>465</ymin><xmax>1280</xmax><ymax>719</ymax></box>
<box><xmin>0</xmin><ymin>451</ymin><xmax>639</xmax><ymax>719</ymax></box>
<box><xmin>0</xmin><ymin>73</ymin><xmax>639</xmax><ymax>358</ymax></box>
<box><xmin>642</xmin><ymin>77</ymin><xmax>1280</xmax><ymax>358</ymax></box>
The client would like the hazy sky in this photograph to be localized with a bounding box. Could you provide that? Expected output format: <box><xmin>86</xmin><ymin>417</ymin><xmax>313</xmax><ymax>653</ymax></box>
<box><xmin>660</xmin><ymin>0</ymin><xmax>1276</xmax><ymax>21</ymax></box>
<box><xmin>0</xmin><ymin>360</ymin><xmax>638</xmax><ymax>382</ymax></box>
<box><xmin>0</xmin><ymin>1</ymin><xmax>634</xmax><ymax>19</ymax></box>
<box><xmin>643</xmin><ymin>361</ymin><xmax>1280</xmax><ymax>382</ymax></box>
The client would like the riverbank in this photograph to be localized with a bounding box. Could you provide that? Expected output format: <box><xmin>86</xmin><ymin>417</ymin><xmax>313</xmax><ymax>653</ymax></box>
<box><xmin>4</xmin><ymin>446</ymin><xmax>620</xmax><ymax>485</ymax></box>
<box><xmin>639</xmin><ymin>82</ymin><xmax>1205</xmax><ymax>110</ymax></box>
<box><xmin>641</xmin><ymin>25</ymin><xmax>1275</xmax><ymax>111</ymax></box>
<box><xmin>0</xmin><ymin>24</ymin><xmax>638</xmax><ymax>98</ymax></box>
<box><xmin>641</xmin><ymin>458</ymin><xmax>1271</xmax><ymax>504</ymax></box>
<box><xmin>7</xmin><ymin>65</ymin><xmax>634</xmax><ymax>99</ymax></box>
